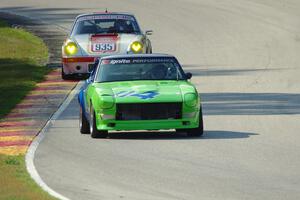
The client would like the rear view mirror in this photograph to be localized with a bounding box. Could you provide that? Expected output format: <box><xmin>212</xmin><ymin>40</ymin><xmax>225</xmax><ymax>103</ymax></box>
<box><xmin>145</xmin><ymin>30</ymin><xmax>153</xmax><ymax>35</ymax></box>
<box><xmin>185</xmin><ymin>72</ymin><xmax>192</xmax><ymax>79</ymax></box>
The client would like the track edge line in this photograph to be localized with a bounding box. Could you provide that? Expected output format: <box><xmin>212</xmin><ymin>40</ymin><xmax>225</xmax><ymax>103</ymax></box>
<box><xmin>25</xmin><ymin>82</ymin><xmax>83</xmax><ymax>200</ymax></box>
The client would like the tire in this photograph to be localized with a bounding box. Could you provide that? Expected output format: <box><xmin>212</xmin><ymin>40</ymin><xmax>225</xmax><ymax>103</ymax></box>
<box><xmin>148</xmin><ymin>45</ymin><xmax>152</xmax><ymax>54</ymax></box>
<box><xmin>61</xmin><ymin>67</ymin><xmax>69</xmax><ymax>80</ymax></box>
<box><xmin>79</xmin><ymin>106</ymin><xmax>90</xmax><ymax>134</ymax></box>
<box><xmin>186</xmin><ymin>107</ymin><xmax>204</xmax><ymax>137</ymax></box>
<box><xmin>89</xmin><ymin>106</ymin><xmax>108</xmax><ymax>138</ymax></box>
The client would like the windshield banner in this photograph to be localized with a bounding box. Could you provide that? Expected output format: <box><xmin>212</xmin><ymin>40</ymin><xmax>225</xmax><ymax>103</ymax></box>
<box><xmin>78</xmin><ymin>15</ymin><xmax>135</xmax><ymax>22</ymax></box>
<box><xmin>102</xmin><ymin>58</ymin><xmax>175</xmax><ymax>65</ymax></box>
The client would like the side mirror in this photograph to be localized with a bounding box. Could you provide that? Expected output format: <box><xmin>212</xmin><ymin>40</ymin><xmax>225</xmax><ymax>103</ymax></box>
<box><xmin>185</xmin><ymin>72</ymin><xmax>192</xmax><ymax>79</ymax></box>
<box><xmin>145</xmin><ymin>30</ymin><xmax>153</xmax><ymax>35</ymax></box>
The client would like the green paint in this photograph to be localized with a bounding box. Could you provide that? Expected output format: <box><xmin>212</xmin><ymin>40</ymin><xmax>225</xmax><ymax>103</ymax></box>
<box><xmin>85</xmin><ymin>80</ymin><xmax>201</xmax><ymax>131</ymax></box>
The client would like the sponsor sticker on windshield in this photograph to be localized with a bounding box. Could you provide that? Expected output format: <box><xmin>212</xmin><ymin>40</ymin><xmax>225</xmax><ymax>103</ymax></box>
<box><xmin>103</xmin><ymin>58</ymin><xmax>175</xmax><ymax>65</ymax></box>
<box><xmin>78</xmin><ymin>15</ymin><xmax>135</xmax><ymax>22</ymax></box>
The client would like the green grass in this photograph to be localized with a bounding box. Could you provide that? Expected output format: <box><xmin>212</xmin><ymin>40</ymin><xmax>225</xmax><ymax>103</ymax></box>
<box><xmin>0</xmin><ymin>20</ymin><xmax>49</xmax><ymax>118</ymax></box>
<box><xmin>0</xmin><ymin>155</ymin><xmax>58</xmax><ymax>200</ymax></box>
<box><xmin>0</xmin><ymin>20</ymin><xmax>57</xmax><ymax>200</ymax></box>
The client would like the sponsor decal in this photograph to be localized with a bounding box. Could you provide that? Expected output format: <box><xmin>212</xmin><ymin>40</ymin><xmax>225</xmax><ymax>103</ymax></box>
<box><xmin>110</xmin><ymin>59</ymin><xmax>131</xmax><ymax>64</ymax></box>
<box><xmin>78</xmin><ymin>15</ymin><xmax>135</xmax><ymax>22</ymax></box>
<box><xmin>116</xmin><ymin>91</ymin><xmax>159</xmax><ymax>99</ymax></box>
<box><xmin>132</xmin><ymin>58</ymin><xmax>174</xmax><ymax>63</ymax></box>
<box><xmin>106</xmin><ymin>58</ymin><xmax>175</xmax><ymax>65</ymax></box>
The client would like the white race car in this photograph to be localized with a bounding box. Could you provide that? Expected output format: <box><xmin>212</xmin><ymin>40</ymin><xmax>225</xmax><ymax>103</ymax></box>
<box><xmin>62</xmin><ymin>12</ymin><xmax>152</xmax><ymax>79</ymax></box>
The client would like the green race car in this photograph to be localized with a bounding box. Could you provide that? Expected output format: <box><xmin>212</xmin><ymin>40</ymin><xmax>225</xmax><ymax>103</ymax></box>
<box><xmin>78</xmin><ymin>54</ymin><xmax>203</xmax><ymax>138</ymax></box>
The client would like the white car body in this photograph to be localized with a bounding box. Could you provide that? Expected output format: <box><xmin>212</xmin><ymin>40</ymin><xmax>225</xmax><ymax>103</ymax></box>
<box><xmin>62</xmin><ymin>12</ymin><xmax>152</xmax><ymax>79</ymax></box>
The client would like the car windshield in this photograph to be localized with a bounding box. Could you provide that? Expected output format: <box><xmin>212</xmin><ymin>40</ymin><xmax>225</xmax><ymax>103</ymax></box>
<box><xmin>95</xmin><ymin>57</ymin><xmax>186</xmax><ymax>83</ymax></box>
<box><xmin>72</xmin><ymin>14</ymin><xmax>141</xmax><ymax>35</ymax></box>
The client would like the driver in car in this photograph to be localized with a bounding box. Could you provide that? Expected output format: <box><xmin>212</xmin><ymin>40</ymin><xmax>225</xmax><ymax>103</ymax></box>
<box><xmin>149</xmin><ymin>64</ymin><xmax>167</xmax><ymax>79</ymax></box>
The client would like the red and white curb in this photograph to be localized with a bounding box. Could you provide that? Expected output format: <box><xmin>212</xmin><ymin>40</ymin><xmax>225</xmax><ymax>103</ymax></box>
<box><xmin>25</xmin><ymin>82</ymin><xmax>83</xmax><ymax>200</ymax></box>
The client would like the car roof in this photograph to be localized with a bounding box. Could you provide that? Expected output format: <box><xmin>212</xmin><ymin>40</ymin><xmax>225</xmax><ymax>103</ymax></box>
<box><xmin>100</xmin><ymin>53</ymin><xmax>176</xmax><ymax>60</ymax></box>
<box><xmin>76</xmin><ymin>12</ymin><xmax>135</xmax><ymax>19</ymax></box>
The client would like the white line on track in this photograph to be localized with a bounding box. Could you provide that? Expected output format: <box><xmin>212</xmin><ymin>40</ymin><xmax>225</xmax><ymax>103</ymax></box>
<box><xmin>25</xmin><ymin>81</ymin><xmax>83</xmax><ymax>200</ymax></box>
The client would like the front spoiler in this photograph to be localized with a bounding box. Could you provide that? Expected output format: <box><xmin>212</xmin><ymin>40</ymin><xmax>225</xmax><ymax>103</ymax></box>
<box><xmin>96</xmin><ymin>118</ymin><xmax>199</xmax><ymax>131</ymax></box>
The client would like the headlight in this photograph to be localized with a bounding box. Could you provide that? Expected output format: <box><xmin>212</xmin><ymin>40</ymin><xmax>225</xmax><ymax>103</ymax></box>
<box><xmin>64</xmin><ymin>42</ymin><xmax>78</xmax><ymax>56</ymax></box>
<box><xmin>99</xmin><ymin>95</ymin><xmax>114</xmax><ymax>109</ymax></box>
<box><xmin>184</xmin><ymin>93</ymin><xmax>198</xmax><ymax>107</ymax></box>
<box><xmin>130</xmin><ymin>41</ymin><xmax>143</xmax><ymax>53</ymax></box>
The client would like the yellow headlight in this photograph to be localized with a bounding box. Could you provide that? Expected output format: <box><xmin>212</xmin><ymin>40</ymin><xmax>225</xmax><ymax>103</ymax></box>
<box><xmin>130</xmin><ymin>41</ymin><xmax>143</xmax><ymax>53</ymax></box>
<box><xmin>184</xmin><ymin>93</ymin><xmax>198</xmax><ymax>107</ymax></box>
<box><xmin>64</xmin><ymin>42</ymin><xmax>78</xmax><ymax>55</ymax></box>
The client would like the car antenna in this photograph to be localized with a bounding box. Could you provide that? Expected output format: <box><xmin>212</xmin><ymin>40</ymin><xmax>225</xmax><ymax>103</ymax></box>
<box><xmin>105</xmin><ymin>8</ymin><xmax>108</xmax><ymax>13</ymax></box>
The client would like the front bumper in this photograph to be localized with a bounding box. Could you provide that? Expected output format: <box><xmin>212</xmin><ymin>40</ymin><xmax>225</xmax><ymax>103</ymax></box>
<box><xmin>95</xmin><ymin>117</ymin><xmax>199</xmax><ymax>131</ymax></box>
<box><xmin>62</xmin><ymin>57</ymin><xmax>95</xmax><ymax>74</ymax></box>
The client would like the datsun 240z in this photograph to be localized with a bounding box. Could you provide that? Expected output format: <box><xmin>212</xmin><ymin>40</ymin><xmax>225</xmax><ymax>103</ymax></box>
<box><xmin>78</xmin><ymin>54</ymin><xmax>204</xmax><ymax>138</ymax></box>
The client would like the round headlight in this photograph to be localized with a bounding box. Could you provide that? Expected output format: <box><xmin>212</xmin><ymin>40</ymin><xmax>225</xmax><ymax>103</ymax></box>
<box><xmin>64</xmin><ymin>42</ymin><xmax>78</xmax><ymax>55</ymax></box>
<box><xmin>184</xmin><ymin>93</ymin><xmax>198</xmax><ymax>107</ymax></box>
<box><xmin>130</xmin><ymin>41</ymin><xmax>143</xmax><ymax>53</ymax></box>
<box><xmin>99</xmin><ymin>95</ymin><xmax>115</xmax><ymax>109</ymax></box>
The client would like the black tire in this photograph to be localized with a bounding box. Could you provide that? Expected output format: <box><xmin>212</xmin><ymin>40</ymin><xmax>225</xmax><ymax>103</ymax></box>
<box><xmin>148</xmin><ymin>45</ymin><xmax>152</xmax><ymax>54</ymax></box>
<box><xmin>186</xmin><ymin>107</ymin><xmax>204</xmax><ymax>137</ymax></box>
<box><xmin>90</xmin><ymin>106</ymin><xmax>108</xmax><ymax>138</ymax></box>
<box><xmin>79</xmin><ymin>106</ymin><xmax>90</xmax><ymax>134</ymax></box>
<box><xmin>61</xmin><ymin>67</ymin><xmax>69</xmax><ymax>80</ymax></box>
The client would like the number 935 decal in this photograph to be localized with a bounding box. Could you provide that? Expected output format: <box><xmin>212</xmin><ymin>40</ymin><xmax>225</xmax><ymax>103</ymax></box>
<box><xmin>92</xmin><ymin>43</ymin><xmax>116</xmax><ymax>52</ymax></box>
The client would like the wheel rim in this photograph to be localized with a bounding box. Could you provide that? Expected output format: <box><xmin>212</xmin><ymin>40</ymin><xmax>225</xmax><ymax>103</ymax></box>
<box><xmin>79</xmin><ymin>107</ymin><xmax>82</xmax><ymax>129</ymax></box>
<box><xmin>90</xmin><ymin>110</ymin><xmax>94</xmax><ymax>133</ymax></box>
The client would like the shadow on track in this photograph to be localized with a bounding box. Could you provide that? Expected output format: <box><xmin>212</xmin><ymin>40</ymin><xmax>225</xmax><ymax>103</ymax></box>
<box><xmin>181</xmin><ymin>64</ymin><xmax>293</xmax><ymax>77</ymax></box>
<box><xmin>0</xmin><ymin>6</ymin><xmax>84</xmax><ymax>24</ymax></box>
<box><xmin>106</xmin><ymin>130</ymin><xmax>257</xmax><ymax>140</ymax></box>
<box><xmin>202</xmin><ymin>92</ymin><xmax>300</xmax><ymax>115</ymax></box>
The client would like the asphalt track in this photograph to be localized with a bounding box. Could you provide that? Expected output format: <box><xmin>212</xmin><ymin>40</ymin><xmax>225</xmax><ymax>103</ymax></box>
<box><xmin>1</xmin><ymin>1</ymin><xmax>300</xmax><ymax>199</ymax></box>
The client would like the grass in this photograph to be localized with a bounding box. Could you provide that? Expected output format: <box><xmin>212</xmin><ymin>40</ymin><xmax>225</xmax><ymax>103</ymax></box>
<box><xmin>0</xmin><ymin>155</ymin><xmax>58</xmax><ymax>200</ymax></box>
<box><xmin>0</xmin><ymin>20</ymin><xmax>57</xmax><ymax>200</ymax></box>
<box><xmin>0</xmin><ymin>20</ymin><xmax>49</xmax><ymax>118</ymax></box>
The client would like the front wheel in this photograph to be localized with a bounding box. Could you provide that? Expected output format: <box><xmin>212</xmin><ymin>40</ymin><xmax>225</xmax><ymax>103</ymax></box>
<box><xmin>90</xmin><ymin>106</ymin><xmax>108</xmax><ymax>138</ymax></box>
<box><xmin>79</xmin><ymin>106</ymin><xmax>89</xmax><ymax>134</ymax></box>
<box><xmin>186</xmin><ymin>107</ymin><xmax>204</xmax><ymax>137</ymax></box>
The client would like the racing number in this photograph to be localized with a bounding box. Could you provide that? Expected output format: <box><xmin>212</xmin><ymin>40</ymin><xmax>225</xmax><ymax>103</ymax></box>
<box><xmin>94</xmin><ymin>43</ymin><xmax>115</xmax><ymax>51</ymax></box>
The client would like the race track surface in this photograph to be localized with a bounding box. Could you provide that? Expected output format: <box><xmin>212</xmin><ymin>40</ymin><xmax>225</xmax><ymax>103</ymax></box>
<box><xmin>1</xmin><ymin>0</ymin><xmax>300</xmax><ymax>199</ymax></box>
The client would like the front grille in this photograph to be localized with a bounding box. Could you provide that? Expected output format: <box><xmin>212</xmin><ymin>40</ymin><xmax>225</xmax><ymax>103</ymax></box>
<box><xmin>116</xmin><ymin>103</ymin><xmax>182</xmax><ymax>120</ymax></box>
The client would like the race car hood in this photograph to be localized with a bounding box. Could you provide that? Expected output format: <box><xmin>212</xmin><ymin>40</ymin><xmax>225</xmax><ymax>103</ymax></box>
<box><xmin>93</xmin><ymin>80</ymin><xmax>196</xmax><ymax>103</ymax></box>
<box><xmin>72</xmin><ymin>34</ymin><xmax>143</xmax><ymax>56</ymax></box>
